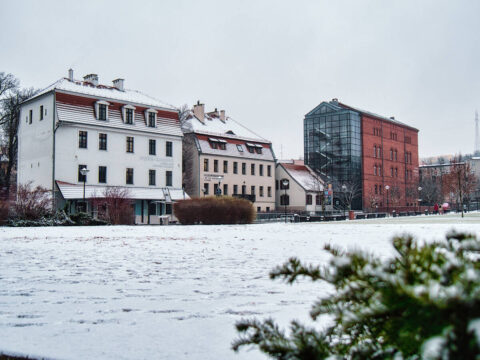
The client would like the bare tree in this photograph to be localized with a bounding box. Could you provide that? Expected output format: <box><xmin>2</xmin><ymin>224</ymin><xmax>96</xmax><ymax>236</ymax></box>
<box><xmin>418</xmin><ymin>168</ymin><xmax>443</xmax><ymax>207</ymax></box>
<box><xmin>332</xmin><ymin>179</ymin><xmax>362</xmax><ymax>211</ymax></box>
<box><xmin>0</xmin><ymin>72</ymin><xmax>37</xmax><ymax>198</ymax></box>
<box><xmin>91</xmin><ymin>187</ymin><xmax>134</xmax><ymax>224</ymax></box>
<box><xmin>442</xmin><ymin>155</ymin><xmax>477</xmax><ymax>217</ymax></box>
<box><xmin>12</xmin><ymin>182</ymin><xmax>52</xmax><ymax>220</ymax></box>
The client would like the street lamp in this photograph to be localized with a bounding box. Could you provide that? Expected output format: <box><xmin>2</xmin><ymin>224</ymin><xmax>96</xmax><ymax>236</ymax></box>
<box><xmin>80</xmin><ymin>167</ymin><xmax>90</xmax><ymax>212</ymax></box>
<box><xmin>417</xmin><ymin>186</ymin><xmax>422</xmax><ymax>213</ymax></box>
<box><xmin>281</xmin><ymin>178</ymin><xmax>289</xmax><ymax>223</ymax></box>
<box><xmin>385</xmin><ymin>185</ymin><xmax>390</xmax><ymax>215</ymax></box>
<box><xmin>215</xmin><ymin>176</ymin><xmax>223</xmax><ymax>197</ymax></box>
<box><xmin>341</xmin><ymin>184</ymin><xmax>347</xmax><ymax>217</ymax></box>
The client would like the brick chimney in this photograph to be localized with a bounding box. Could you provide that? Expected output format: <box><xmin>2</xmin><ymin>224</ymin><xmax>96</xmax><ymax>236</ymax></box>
<box><xmin>331</xmin><ymin>98</ymin><xmax>338</xmax><ymax>104</ymax></box>
<box><xmin>193</xmin><ymin>100</ymin><xmax>205</xmax><ymax>122</ymax></box>
<box><xmin>113</xmin><ymin>78</ymin><xmax>124</xmax><ymax>91</ymax></box>
<box><xmin>220</xmin><ymin>110</ymin><xmax>226</xmax><ymax>122</ymax></box>
<box><xmin>68</xmin><ymin>69</ymin><xmax>74</xmax><ymax>81</ymax></box>
<box><xmin>83</xmin><ymin>74</ymin><xmax>98</xmax><ymax>86</ymax></box>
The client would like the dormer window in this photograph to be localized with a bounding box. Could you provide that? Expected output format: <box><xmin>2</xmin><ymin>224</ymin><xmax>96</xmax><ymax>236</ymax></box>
<box><xmin>145</xmin><ymin>109</ymin><xmax>157</xmax><ymax>128</ymax></box>
<box><xmin>236</xmin><ymin>144</ymin><xmax>243</xmax><ymax>152</ymax></box>
<box><xmin>246</xmin><ymin>143</ymin><xmax>255</xmax><ymax>153</ymax></box>
<box><xmin>122</xmin><ymin>105</ymin><xmax>136</xmax><ymax>124</ymax></box>
<box><xmin>255</xmin><ymin>145</ymin><xmax>263</xmax><ymax>154</ymax></box>
<box><xmin>208</xmin><ymin>138</ymin><xmax>227</xmax><ymax>150</ymax></box>
<box><xmin>95</xmin><ymin>100</ymin><xmax>110</xmax><ymax>121</ymax></box>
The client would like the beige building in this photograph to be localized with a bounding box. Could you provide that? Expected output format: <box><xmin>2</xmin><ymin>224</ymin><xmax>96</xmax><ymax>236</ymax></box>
<box><xmin>182</xmin><ymin>102</ymin><xmax>276</xmax><ymax>212</ymax></box>
<box><xmin>276</xmin><ymin>160</ymin><xmax>332</xmax><ymax>214</ymax></box>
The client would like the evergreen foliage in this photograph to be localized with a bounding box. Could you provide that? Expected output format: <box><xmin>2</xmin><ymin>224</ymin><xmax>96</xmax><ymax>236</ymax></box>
<box><xmin>233</xmin><ymin>232</ymin><xmax>480</xmax><ymax>359</ymax></box>
<box><xmin>174</xmin><ymin>196</ymin><xmax>256</xmax><ymax>224</ymax></box>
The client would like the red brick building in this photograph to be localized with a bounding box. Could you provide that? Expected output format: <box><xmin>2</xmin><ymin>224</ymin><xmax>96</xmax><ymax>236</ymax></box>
<box><xmin>304</xmin><ymin>99</ymin><xmax>419</xmax><ymax>211</ymax></box>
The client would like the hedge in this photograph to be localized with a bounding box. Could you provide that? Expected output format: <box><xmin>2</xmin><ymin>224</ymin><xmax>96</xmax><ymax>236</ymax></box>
<box><xmin>173</xmin><ymin>196</ymin><xmax>256</xmax><ymax>225</ymax></box>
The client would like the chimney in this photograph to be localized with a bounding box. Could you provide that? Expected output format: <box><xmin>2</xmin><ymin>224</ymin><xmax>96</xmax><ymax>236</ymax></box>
<box><xmin>193</xmin><ymin>100</ymin><xmax>205</xmax><ymax>122</ymax></box>
<box><xmin>390</xmin><ymin>116</ymin><xmax>395</xmax><ymax>120</ymax></box>
<box><xmin>68</xmin><ymin>69</ymin><xmax>74</xmax><ymax>81</ymax></box>
<box><xmin>83</xmin><ymin>74</ymin><xmax>98</xmax><ymax>86</ymax></box>
<box><xmin>113</xmin><ymin>78</ymin><xmax>124</xmax><ymax>91</ymax></box>
<box><xmin>213</xmin><ymin>108</ymin><xmax>219</xmax><ymax>117</ymax></box>
<box><xmin>331</xmin><ymin>98</ymin><xmax>338</xmax><ymax>104</ymax></box>
<box><xmin>220</xmin><ymin>110</ymin><xmax>226</xmax><ymax>122</ymax></box>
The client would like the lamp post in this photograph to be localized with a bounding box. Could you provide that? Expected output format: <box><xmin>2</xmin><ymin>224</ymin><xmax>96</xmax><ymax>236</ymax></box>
<box><xmin>341</xmin><ymin>184</ymin><xmax>347</xmax><ymax>217</ymax></box>
<box><xmin>281</xmin><ymin>178</ymin><xmax>289</xmax><ymax>223</ymax></box>
<box><xmin>385</xmin><ymin>185</ymin><xmax>390</xmax><ymax>215</ymax></box>
<box><xmin>216</xmin><ymin>176</ymin><xmax>223</xmax><ymax>197</ymax></box>
<box><xmin>80</xmin><ymin>167</ymin><xmax>90</xmax><ymax>212</ymax></box>
<box><xmin>417</xmin><ymin>186</ymin><xmax>422</xmax><ymax>213</ymax></box>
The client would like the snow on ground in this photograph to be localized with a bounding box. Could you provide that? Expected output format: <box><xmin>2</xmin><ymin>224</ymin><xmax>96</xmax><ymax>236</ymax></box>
<box><xmin>0</xmin><ymin>213</ymin><xmax>479</xmax><ymax>360</ymax></box>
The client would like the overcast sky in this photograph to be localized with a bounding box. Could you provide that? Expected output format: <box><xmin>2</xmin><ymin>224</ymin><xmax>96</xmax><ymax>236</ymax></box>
<box><xmin>2</xmin><ymin>0</ymin><xmax>479</xmax><ymax>159</ymax></box>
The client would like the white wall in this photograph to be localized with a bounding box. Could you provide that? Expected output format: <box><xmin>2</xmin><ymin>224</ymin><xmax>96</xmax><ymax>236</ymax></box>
<box><xmin>55</xmin><ymin>124</ymin><xmax>182</xmax><ymax>188</ymax></box>
<box><xmin>18</xmin><ymin>93</ymin><xmax>54</xmax><ymax>189</ymax></box>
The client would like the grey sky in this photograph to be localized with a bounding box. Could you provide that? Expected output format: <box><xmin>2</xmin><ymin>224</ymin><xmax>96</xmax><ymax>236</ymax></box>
<box><xmin>2</xmin><ymin>0</ymin><xmax>479</xmax><ymax>159</ymax></box>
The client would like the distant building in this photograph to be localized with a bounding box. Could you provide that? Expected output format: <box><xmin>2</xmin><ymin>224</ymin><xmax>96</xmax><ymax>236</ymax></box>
<box><xmin>275</xmin><ymin>160</ymin><xmax>331</xmax><ymax>214</ymax></box>
<box><xmin>182</xmin><ymin>102</ymin><xmax>276</xmax><ymax>212</ymax></box>
<box><xmin>304</xmin><ymin>99</ymin><xmax>419</xmax><ymax>211</ymax></box>
<box><xmin>18</xmin><ymin>70</ymin><xmax>186</xmax><ymax>224</ymax></box>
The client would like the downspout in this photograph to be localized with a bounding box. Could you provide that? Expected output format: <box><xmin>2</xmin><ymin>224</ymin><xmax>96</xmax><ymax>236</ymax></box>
<box><xmin>52</xmin><ymin>91</ymin><xmax>57</xmax><ymax>208</ymax></box>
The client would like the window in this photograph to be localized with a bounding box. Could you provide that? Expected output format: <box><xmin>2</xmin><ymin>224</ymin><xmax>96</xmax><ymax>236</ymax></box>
<box><xmin>316</xmin><ymin>195</ymin><xmax>321</xmax><ymax>205</ymax></box>
<box><xmin>394</xmin><ymin>150</ymin><xmax>397</xmax><ymax>161</ymax></box>
<box><xmin>242</xmin><ymin>184</ymin><xmax>246</xmax><ymax>195</ymax></box>
<box><xmin>276</xmin><ymin>180</ymin><xmax>279</xmax><ymax>190</ymax></box>
<box><xmin>204</xmin><ymin>159</ymin><xmax>209</xmax><ymax>172</ymax></box>
<box><xmin>149</xmin><ymin>170</ymin><xmax>156</xmax><ymax>186</ymax></box>
<box><xmin>251</xmin><ymin>163</ymin><xmax>255</xmax><ymax>175</ymax></box>
<box><xmin>204</xmin><ymin>183</ymin><xmax>209</xmax><ymax>195</ymax></box>
<box><xmin>79</xmin><ymin>131</ymin><xmax>87</xmax><ymax>148</ymax></box>
<box><xmin>223</xmin><ymin>184</ymin><xmax>228</xmax><ymax>196</ymax></box>
<box><xmin>166</xmin><ymin>141</ymin><xmax>173</xmax><ymax>157</ymax></box>
<box><xmin>78</xmin><ymin>165</ymin><xmax>87</xmax><ymax>182</ymax></box>
<box><xmin>379</xmin><ymin>166</ymin><xmax>382</xmax><ymax>176</ymax></box>
<box><xmin>306</xmin><ymin>194</ymin><xmax>312</xmax><ymax>205</ymax></box>
<box><xmin>267</xmin><ymin>186</ymin><xmax>272</xmax><ymax>197</ymax></box>
<box><xmin>237</xmin><ymin>144</ymin><xmax>243</xmax><ymax>152</ymax></box>
<box><xmin>233</xmin><ymin>162</ymin><xmax>238</xmax><ymax>174</ymax></box>
<box><xmin>166</xmin><ymin>171</ymin><xmax>172</xmax><ymax>186</ymax></box>
<box><xmin>377</xmin><ymin>146</ymin><xmax>381</xmax><ymax>158</ymax></box>
<box><xmin>126</xmin><ymin>136</ymin><xmax>134</xmax><ymax>153</ymax></box>
<box><xmin>259</xmin><ymin>164</ymin><xmax>264</xmax><ymax>176</ymax></box>
<box><xmin>374</xmin><ymin>145</ymin><xmax>377</xmax><ymax>157</ymax></box>
<box><xmin>375</xmin><ymin>184</ymin><xmax>378</xmax><ymax>195</ymax></box>
<box><xmin>213</xmin><ymin>183</ymin><xmax>219</xmax><ymax>195</ymax></box>
<box><xmin>255</xmin><ymin>146</ymin><xmax>263</xmax><ymax>154</ymax></box>
<box><xmin>267</xmin><ymin>165</ymin><xmax>271</xmax><ymax>177</ymax></box>
<box><xmin>218</xmin><ymin>142</ymin><xmax>226</xmax><ymax>150</ymax></box>
<box><xmin>214</xmin><ymin>160</ymin><xmax>218</xmax><ymax>173</ymax></box>
<box><xmin>98</xmin><ymin>166</ymin><xmax>107</xmax><ymax>183</ymax></box>
<box><xmin>391</xmin><ymin>167</ymin><xmax>394</xmax><ymax>177</ymax></box>
<box><xmin>233</xmin><ymin>185</ymin><xmax>238</xmax><ymax>195</ymax></box>
<box><xmin>29</xmin><ymin>109</ymin><xmax>32</xmax><ymax>124</ymax></box>
<box><xmin>125</xmin><ymin>108</ymin><xmax>134</xmax><ymax>124</ymax></box>
<box><xmin>98</xmin><ymin>103</ymin><xmax>107</xmax><ymax>120</ymax></box>
<box><xmin>40</xmin><ymin>105</ymin><xmax>44</xmax><ymax>120</ymax></box>
<box><xmin>374</xmin><ymin>165</ymin><xmax>377</xmax><ymax>176</ymax></box>
<box><xmin>390</xmin><ymin>149</ymin><xmax>393</xmax><ymax>160</ymax></box>
<box><xmin>247</xmin><ymin>145</ymin><xmax>255</xmax><ymax>153</ymax></box>
<box><xmin>209</xmin><ymin>140</ymin><xmax>218</xmax><ymax>149</ymax></box>
<box><xmin>149</xmin><ymin>139</ymin><xmax>156</xmax><ymax>155</ymax></box>
<box><xmin>251</xmin><ymin>185</ymin><xmax>255</xmax><ymax>195</ymax></box>
<box><xmin>99</xmin><ymin>133</ymin><xmax>107</xmax><ymax>150</ymax></box>
<box><xmin>126</xmin><ymin>168</ymin><xmax>134</xmax><ymax>184</ymax></box>
<box><xmin>280</xmin><ymin>194</ymin><xmax>289</xmax><ymax>205</ymax></box>
<box><xmin>260</xmin><ymin>186</ymin><xmax>264</xmax><ymax>197</ymax></box>
<box><xmin>242</xmin><ymin>163</ymin><xmax>246</xmax><ymax>175</ymax></box>
<box><xmin>405</xmin><ymin>136</ymin><xmax>411</xmax><ymax>144</ymax></box>
<box><xmin>148</xmin><ymin>112</ymin><xmax>156</xmax><ymax>127</ymax></box>
<box><xmin>395</xmin><ymin>167</ymin><xmax>398</xmax><ymax>177</ymax></box>
<box><xmin>223</xmin><ymin>160</ymin><xmax>228</xmax><ymax>173</ymax></box>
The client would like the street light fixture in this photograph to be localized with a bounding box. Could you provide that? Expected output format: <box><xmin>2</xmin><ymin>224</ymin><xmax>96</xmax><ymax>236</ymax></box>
<box><xmin>417</xmin><ymin>186</ymin><xmax>422</xmax><ymax>213</ymax></box>
<box><xmin>385</xmin><ymin>185</ymin><xmax>390</xmax><ymax>215</ymax></box>
<box><xmin>341</xmin><ymin>184</ymin><xmax>347</xmax><ymax>217</ymax></box>
<box><xmin>215</xmin><ymin>176</ymin><xmax>223</xmax><ymax>197</ymax></box>
<box><xmin>80</xmin><ymin>167</ymin><xmax>90</xmax><ymax>212</ymax></box>
<box><xmin>281</xmin><ymin>178</ymin><xmax>289</xmax><ymax>223</ymax></box>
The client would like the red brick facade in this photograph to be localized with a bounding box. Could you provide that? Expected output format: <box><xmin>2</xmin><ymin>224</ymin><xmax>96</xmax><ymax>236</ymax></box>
<box><xmin>361</xmin><ymin>114</ymin><xmax>419</xmax><ymax>211</ymax></box>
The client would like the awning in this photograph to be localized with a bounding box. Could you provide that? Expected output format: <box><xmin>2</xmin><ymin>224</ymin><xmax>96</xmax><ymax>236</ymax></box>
<box><xmin>56</xmin><ymin>181</ymin><xmax>189</xmax><ymax>201</ymax></box>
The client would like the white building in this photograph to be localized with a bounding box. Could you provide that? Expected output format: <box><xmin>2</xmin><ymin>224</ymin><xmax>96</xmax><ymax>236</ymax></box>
<box><xmin>275</xmin><ymin>160</ymin><xmax>332</xmax><ymax>214</ymax></box>
<box><xmin>182</xmin><ymin>102</ymin><xmax>276</xmax><ymax>212</ymax></box>
<box><xmin>18</xmin><ymin>70</ymin><xmax>186</xmax><ymax>224</ymax></box>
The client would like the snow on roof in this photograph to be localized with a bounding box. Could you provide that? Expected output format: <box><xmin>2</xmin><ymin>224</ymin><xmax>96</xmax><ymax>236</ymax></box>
<box><xmin>196</xmin><ymin>138</ymin><xmax>275</xmax><ymax>160</ymax></box>
<box><xmin>183</xmin><ymin>111</ymin><xmax>270</xmax><ymax>143</ymax></box>
<box><xmin>280</xmin><ymin>162</ymin><xmax>324</xmax><ymax>192</ymax></box>
<box><xmin>33</xmin><ymin>77</ymin><xmax>176</xmax><ymax>111</ymax></box>
<box><xmin>56</xmin><ymin>181</ymin><xmax>189</xmax><ymax>201</ymax></box>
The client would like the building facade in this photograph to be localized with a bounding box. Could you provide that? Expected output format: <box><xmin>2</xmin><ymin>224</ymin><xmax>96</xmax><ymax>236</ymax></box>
<box><xmin>304</xmin><ymin>99</ymin><xmax>419</xmax><ymax>211</ymax></box>
<box><xmin>18</xmin><ymin>70</ymin><xmax>186</xmax><ymax>224</ymax></box>
<box><xmin>275</xmin><ymin>160</ymin><xmax>331</xmax><ymax>214</ymax></box>
<box><xmin>182</xmin><ymin>102</ymin><xmax>276</xmax><ymax>212</ymax></box>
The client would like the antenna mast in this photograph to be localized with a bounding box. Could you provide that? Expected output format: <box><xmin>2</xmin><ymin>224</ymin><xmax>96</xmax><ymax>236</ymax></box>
<box><xmin>475</xmin><ymin>110</ymin><xmax>480</xmax><ymax>155</ymax></box>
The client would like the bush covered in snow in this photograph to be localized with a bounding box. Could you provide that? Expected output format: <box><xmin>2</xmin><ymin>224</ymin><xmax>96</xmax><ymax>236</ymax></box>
<box><xmin>233</xmin><ymin>231</ymin><xmax>480</xmax><ymax>359</ymax></box>
<box><xmin>174</xmin><ymin>196</ymin><xmax>256</xmax><ymax>225</ymax></box>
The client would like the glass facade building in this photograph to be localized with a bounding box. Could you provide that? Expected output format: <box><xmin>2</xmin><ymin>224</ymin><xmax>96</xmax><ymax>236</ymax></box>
<box><xmin>304</xmin><ymin>102</ymin><xmax>363</xmax><ymax>209</ymax></box>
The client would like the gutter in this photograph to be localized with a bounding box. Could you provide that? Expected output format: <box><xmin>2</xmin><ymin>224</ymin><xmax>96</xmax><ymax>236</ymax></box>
<box><xmin>52</xmin><ymin>91</ymin><xmax>56</xmax><ymax>207</ymax></box>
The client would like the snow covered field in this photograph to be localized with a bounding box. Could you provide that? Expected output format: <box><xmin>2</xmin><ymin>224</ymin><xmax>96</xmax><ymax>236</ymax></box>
<box><xmin>1</xmin><ymin>213</ymin><xmax>479</xmax><ymax>360</ymax></box>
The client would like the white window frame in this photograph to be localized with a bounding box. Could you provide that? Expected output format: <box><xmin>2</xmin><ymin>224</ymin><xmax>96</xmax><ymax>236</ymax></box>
<box><xmin>122</xmin><ymin>104</ymin><xmax>136</xmax><ymax>124</ymax></box>
<box><xmin>95</xmin><ymin>100</ymin><xmax>110</xmax><ymax>121</ymax></box>
<box><xmin>145</xmin><ymin>108</ymin><xmax>157</xmax><ymax>128</ymax></box>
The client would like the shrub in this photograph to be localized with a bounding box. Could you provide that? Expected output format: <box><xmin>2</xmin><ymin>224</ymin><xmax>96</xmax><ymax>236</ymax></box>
<box><xmin>174</xmin><ymin>196</ymin><xmax>256</xmax><ymax>225</ymax></box>
<box><xmin>233</xmin><ymin>231</ymin><xmax>480</xmax><ymax>359</ymax></box>
<box><xmin>11</xmin><ymin>183</ymin><xmax>51</xmax><ymax>220</ymax></box>
<box><xmin>7</xmin><ymin>210</ymin><xmax>75</xmax><ymax>227</ymax></box>
<box><xmin>69</xmin><ymin>212</ymin><xmax>109</xmax><ymax>226</ymax></box>
<box><xmin>90</xmin><ymin>187</ymin><xmax>134</xmax><ymax>225</ymax></box>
